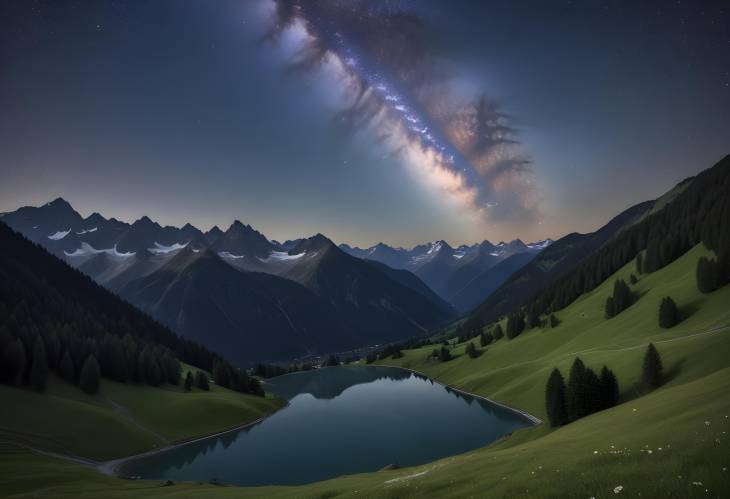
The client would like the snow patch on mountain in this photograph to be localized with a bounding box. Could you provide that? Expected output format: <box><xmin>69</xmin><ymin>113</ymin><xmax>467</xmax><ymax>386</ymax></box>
<box><xmin>219</xmin><ymin>251</ymin><xmax>245</xmax><ymax>260</ymax></box>
<box><xmin>149</xmin><ymin>242</ymin><xmax>188</xmax><ymax>255</ymax></box>
<box><xmin>258</xmin><ymin>251</ymin><xmax>306</xmax><ymax>263</ymax></box>
<box><xmin>48</xmin><ymin>229</ymin><xmax>71</xmax><ymax>240</ymax></box>
<box><xmin>76</xmin><ymin>227</ymin><xmax>98</xmax><ymax>235</ymax></box>
<box><xmin>65</xmin><ymin>242</ymin><xmax>135</xmax><ymax>258</ymax></box>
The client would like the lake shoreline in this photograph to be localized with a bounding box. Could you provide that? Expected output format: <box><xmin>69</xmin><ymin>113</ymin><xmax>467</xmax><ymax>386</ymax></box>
<box><xmin>32</xmin><ymin>364</ymin><xmax>539</xmax><ymax>485</ymax></box>
<box><xmin>378</xmin><ymin>364</ymin><xmax>543</xmax><ymax>425</ymax></box>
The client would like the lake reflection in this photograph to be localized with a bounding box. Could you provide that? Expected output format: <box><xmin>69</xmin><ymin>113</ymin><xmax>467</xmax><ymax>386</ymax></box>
<box><xmin>120</xmin><ymin>366</ymin><xmax>532</xmax><ymax>486</ymax></box>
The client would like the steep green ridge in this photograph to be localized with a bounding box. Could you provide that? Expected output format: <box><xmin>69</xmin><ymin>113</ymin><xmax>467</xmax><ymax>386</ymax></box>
<box><xmin>1</xmin><ymin>243</ymin><xmax>729</xmax><ymax>497</ymax></box>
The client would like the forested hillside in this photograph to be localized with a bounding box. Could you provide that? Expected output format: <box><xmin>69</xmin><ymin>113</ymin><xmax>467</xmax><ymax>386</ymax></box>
<box><xmin>467</xmin><ymin>155</ymin><xmax>730</xmax><ymax>331</ymax></box>
<box><xmin>0</xmin><ymin>222</ymin><xmax>261</xmax><ymax>395</ymax></box>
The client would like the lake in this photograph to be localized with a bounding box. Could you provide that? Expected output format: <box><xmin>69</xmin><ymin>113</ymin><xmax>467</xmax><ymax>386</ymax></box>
<box><xmin>119</xmin><ymin>366</ymin><xmax>534</xmax><ymax>486</ymax></box>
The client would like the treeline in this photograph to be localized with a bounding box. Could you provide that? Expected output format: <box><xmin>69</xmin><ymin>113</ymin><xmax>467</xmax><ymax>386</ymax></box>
<box><xmin>0</xmin><ymin>222</ymin><xmax>262</xmax><ymax>396</ymax></box>
<box><xmin>546</xmin><ymin>344</ymin><xmax>663</xmax><ymax>427</ymax></box>
<box><xmin>469</xmin><ymin>155</ymin><xmax>730</xmax><ymax>338</ymax></box>
<box><xmin>253</xmin><ymin>362</ymin><xmax>315</xmax><ymax>379</ymax></box>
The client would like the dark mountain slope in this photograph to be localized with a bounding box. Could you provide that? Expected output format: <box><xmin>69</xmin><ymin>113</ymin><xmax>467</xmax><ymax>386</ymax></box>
<box><xmin>470</xmin><ymin>199</ymin><xmax>654</xmax><ymax>324</ymax></box>
<box><xmin>282</xmin><ymin>235</ymin><xmax>455</xmax><ymax>345</ymax></box>
<box><xmin>451</xmin><ymin>251</ymin><xmax>538</xmax><ymax>313</ymax></box>
<box><xmin>118</xmin><ymin>247</ymin><xmax>351</xmax><ymax>365</ymax></box>
<box><xmin>363</xmin><ymin>259</ymin><xmax>454</xmax><ymax>313</ymax></box>
<box><xmin>0</xmin><ymin>222</ymin><xmax>223</xmax><ymax>372</ymax></box>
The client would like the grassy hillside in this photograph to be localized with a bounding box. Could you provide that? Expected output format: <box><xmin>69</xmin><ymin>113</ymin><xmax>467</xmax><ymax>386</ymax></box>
<box><xmin>1</xmin><ymin>243</ymin><xmax>729</xmax><ymax>498</ymax></box>
<box><xmin>0</xmin><ymin>375</ymin><xmax>282</xmax><ymax>462</ymax></box>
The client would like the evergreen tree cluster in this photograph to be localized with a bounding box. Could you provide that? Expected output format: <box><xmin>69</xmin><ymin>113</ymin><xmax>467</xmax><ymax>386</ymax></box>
<box><xmin>605</xmin><ymin>279</ymin><xmax>633</xmax><ymax>319</ymax></box>
<box><xmin>546</xmin><ymin>358</ymin><xmax>619</xmax><ymax>427</ymax></box>
<box><xmin>214</xmin><ymin>362</ymin><xmax>263</xmax><ymax>396</ymax></box>
<box><xmin>431</xmin><ymin>346</ymin><xmax>452</xmax><ymax>362</ymax></box>
<box><xmin>470</xmin><ymin>155</ymin><xmax>730</xmax><ymax>331</ymax></box>
<box><xmin>0</xmin><ymin>222</ymin><xmax>262</xmax><ymax>397</ymax></box>
<box><xmin>546</xmin><ymin>344</ymin><xmax>664</xmax><ymax>427</ymax></box>
<box><xmin>506</xmin><ymin>312</ymin><xmax>526</xmax><ymax>339</ymax></box>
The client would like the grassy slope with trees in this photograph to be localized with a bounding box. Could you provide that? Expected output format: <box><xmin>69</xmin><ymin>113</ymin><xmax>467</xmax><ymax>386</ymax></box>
<box><xmin>2</xmin><ymin>242</ymin><xmax>728</xmax><ymax>497</ymax></box>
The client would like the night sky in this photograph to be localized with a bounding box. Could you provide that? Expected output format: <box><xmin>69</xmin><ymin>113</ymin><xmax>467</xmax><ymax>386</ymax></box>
<box><xmin>1</xmin><ymin>0</ymin><xmax>728</xmax><ymax>247</ymax></box>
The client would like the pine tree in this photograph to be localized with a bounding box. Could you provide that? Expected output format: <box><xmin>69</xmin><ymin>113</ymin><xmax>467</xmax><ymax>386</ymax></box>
<box><xmin>324</xmin><ymin>355</ymin><xmax>339</xmax><ymax>367</ymax></box>
<box><xmin>184</xmin><ymin>371</ymin><xmax>193</xmax><ymax>391</ymax></box>
<box><xmin>583</xmin><ymin>367</ymin><xmax>602</xmax><ymax>415</ymax></box>
<box><xmin>696</xmin><ymin>257</ymin><xmax>718</xmax><ymax>293</ymax></box>
<box><xmin>545</xmin><ymin>368</ymin><xmax>568</xmax><ymax>427</ymax></box>
<box><xmin>29</xmin><ymin>336</ymin><xmax>49</xmax><ymax>392</ymax></box>
<box><xmin>642</xmin><ymin>343</ymin><xmax>663</xmax><ymax>390</ymax></box>
<box><xmin>635</xmin><ymin>252</ymin><xmax>643</xmax><ymax>274</ymax></box>
<box><xmin>59</xmin><ymin>350</ymin><xmax>75</xmax><ymax>383</ymax></box>
<box><xmin>527</xmin><ymin>305</ymin><xmax>540</xmax><ymax>329</ymax></box>
<box><xmin>79</xmin><ymin>355</ymin><xmax>101</xmax><ymax>395</ymax></box>
<box><xmin>599</xmin><ymin>366</ymin><xmax>619</xmax><ymax>409</ymax></box>
<box><xmin>549</xmin><ymin>314</ymin><xmax>559</xmax><ymax>328</ymax></box>
<box><xmin>465</xmin><ymin>342</ymin><xmax>478</xmax><ymax>358</ymax></box>
<box><xmin>480</xmin><ymin>332</ymin><xmax>493</xmax><ymax>347</ymax></box>
<box><xmin>1</xmin><ymin>339</ymin><xmax>26</xmax><ymax>385</ymax></box>
<box><xmin>195</xmin><ymin>370</ymin><xmax>210</xmax><ymax>391</ymax></box>
<box><xmin>493</xmin><ymin>324</ymin><xmax>504</xmax><ymax>340</ymax></box>
<box><xmin>438</xmin><ymin>346</ymin><xmax>452</xmax><ymax>362</ymax></box>
<box><xmin>213</xmin><ymin>362</ymin><xmax>231</xmax><ymax>388</ymax></box>
<box><xmin>658</xmin><ymin>296</ymin><xmax>680</xmax><ymax>328</ymax></box>
<box><xmin>566</xmin><ymin>357</ymin><xmax>586</xmax><ymax>422</ymax></box>
<box><xmin>604</xmin><ymin>296</ymin><xmax>615</xmax><ymax>319</ymax></box>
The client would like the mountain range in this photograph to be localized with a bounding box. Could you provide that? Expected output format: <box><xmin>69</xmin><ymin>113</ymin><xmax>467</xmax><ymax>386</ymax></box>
<box><xmin>1</xmin><ymin>200</ymin><xmax>460</xmax><ymax>364</ymax></box>
<box><xmin>340</xmin><ymin>237</ymin><xmax>552</xmax><ymax>312</ymax></box>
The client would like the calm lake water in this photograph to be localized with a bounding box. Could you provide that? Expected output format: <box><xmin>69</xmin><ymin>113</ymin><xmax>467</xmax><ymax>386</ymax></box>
<box><xmin>120</xmin><ymin>366</ymin><xmax>532</xmax><ymax>486</ymax></box>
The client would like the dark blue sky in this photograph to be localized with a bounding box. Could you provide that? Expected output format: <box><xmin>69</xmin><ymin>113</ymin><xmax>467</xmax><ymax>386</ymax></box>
<box><xmin>1</xmin><ymin>0</ymin><xmax>728</xmax><ymax>246</ymax></box>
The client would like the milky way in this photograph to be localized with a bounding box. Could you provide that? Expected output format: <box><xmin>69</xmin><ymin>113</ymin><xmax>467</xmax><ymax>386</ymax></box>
<box><xmin>258</xmin><ymin>0</ymin><xmax>539</xmax><ymax>226</ymax></box>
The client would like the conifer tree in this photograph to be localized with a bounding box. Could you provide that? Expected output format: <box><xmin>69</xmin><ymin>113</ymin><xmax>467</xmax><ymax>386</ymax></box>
<box><xmin>480</xmin><ymin>332</ymin><xmax>493</xmax><ymax>347</ymax></box>
<box><xmin>29</xmin><ymin>336</ymin><xmax>49</xmax><ymax>392</ymax></box>
<box><xmin>1</xmin><ymin>339</ymin><xmax>26</xmax><ymax>385</ymax></box>
<box><xmin>642</xmin><ymin>343</ymin><xmax>663</xmax><ymax>390</ymax></box>
<box><xmin>549</xmin><ymin>314</ymin><xmax>560</xmax><ymax>328</ymax></box>
<box><xmin>604</xmin><ymin>296</ymin><xmax>615</xmax><ymax>319</ymax></box>
<box><xmin>184</xmin><ymin>371</ymin><xmax>193</xmax><ymax>391</ymax></box>
<box><xmin>438</xmin><ymin>346</ymin><xmax>452</xmax><ymax>361</ymax></box>
<box><xmin>658</xmin><ymin>296</ymin><xmax>680</xmax><ymax>328</ymax></box>
<box><xmin>527</xmin><ymin>305</ymin><xmax>540</xmax><ymax>329</ymax></box>
<box><xmin>696</xmin><ymin>257</ymin><xmax>718</xmax><ymax>293</ymax></box>
<box><xmin>79</xmin><ymin>355</ymin><xmax>101</xmax><ymax>395</ymax></box>
<box><xmin>583</xmin><ymin>367</ymin><xmax>602</xmax><ymax>415</ymax></box>
<box><xmin>545</xmin><ymin>368</ymin><xmax>568</xmax><ymax>427</ymax></box>
<box><xmin>59</xmin><ymin>350</ymin><xmax>75</xmax><ymax>383</ymax></box>
<box><xmin>599</xmin><ymin>365</ymin><xmax>619</xmax><ymax>409</ymax></box>
<box><xmin>635</xmin><ymin>252</ymin><xmax>643</xmax><ymax>274</ymax></box>
<box><xmin>566</xmin><ymin>357</ymin><xmax>586</xmax><ymax>422</ymax></box>
<box><xmin>195</xmin><ymin>370</ymin><xmax>210</xmax><ymax>390</ymax></box>
<box><xmin>493</xmin><ymin>324</ymin><xmax>504</xmax><ymax>340</ymax></box>
<box><xmin>465</xmin><ymin>342</ymin><xmax>478</xmax><ymax>358</ymax></box>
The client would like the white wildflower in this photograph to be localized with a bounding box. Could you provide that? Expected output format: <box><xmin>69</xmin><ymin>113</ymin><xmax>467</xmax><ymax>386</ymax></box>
<box><xmin>614</xmin><ymin>485</ymin><xmax>623</xmax><ymax>494</ymax></box>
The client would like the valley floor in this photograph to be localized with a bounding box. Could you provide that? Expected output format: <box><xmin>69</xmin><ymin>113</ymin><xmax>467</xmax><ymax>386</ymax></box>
<box><xmin>2</xmin><ymin>244</ymin><xmax>730</xmax><ymax>498</ymax></box>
